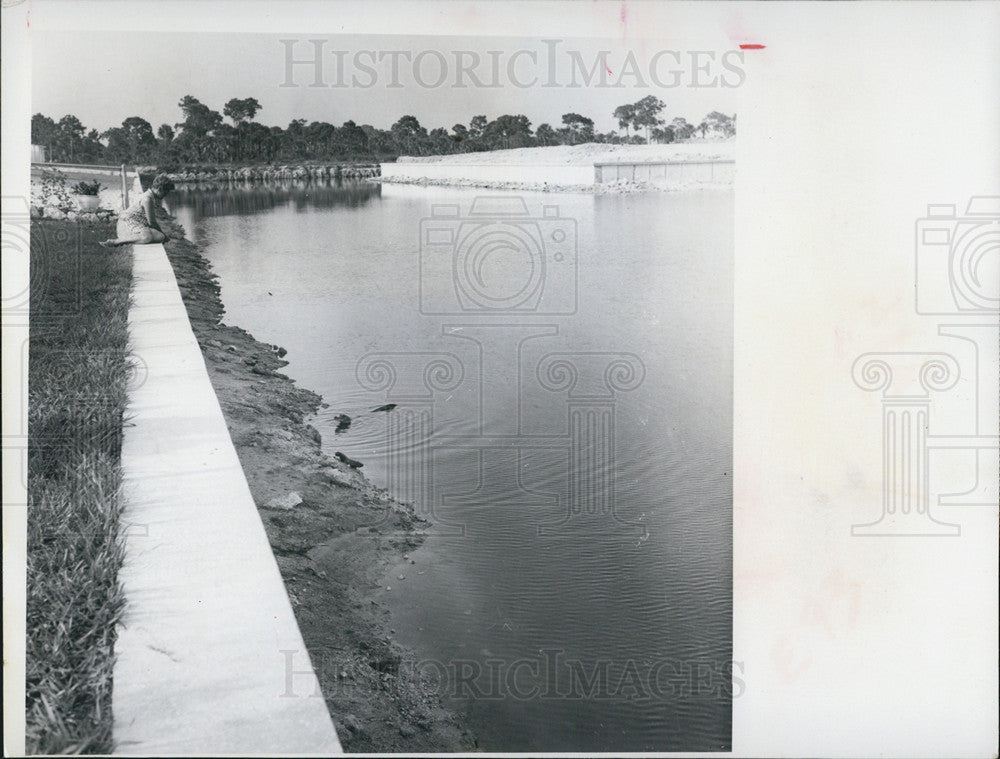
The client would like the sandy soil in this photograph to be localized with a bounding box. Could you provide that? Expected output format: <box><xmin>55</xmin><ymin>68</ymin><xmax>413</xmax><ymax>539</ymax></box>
<box><xmin>396</xmin><ymin>139</ymin><xmax>735</xmax><ymax>165</ymax></box>
<box><xmin>159</xmin><ymin>216</ymin><xmax>477</xmax><ymax>752</ymax></box>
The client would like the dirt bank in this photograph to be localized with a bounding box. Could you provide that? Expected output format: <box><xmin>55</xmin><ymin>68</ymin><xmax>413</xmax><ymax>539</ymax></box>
<box><xmin>158</xmin><ymin>215</ymin><xmax>477</xmax><ymax>752</ymax></box>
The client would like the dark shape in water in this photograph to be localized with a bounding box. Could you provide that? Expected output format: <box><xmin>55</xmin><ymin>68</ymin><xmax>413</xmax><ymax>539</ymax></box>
<box><xmin>335</xmin><ymin>451</ymin><xmax>364</xmax><ymax>468</ymax></box>
<box><xmin>334</xmin><ymin>414</ymin><xmax>351</xmax><ymax>433</ymax></box>
<box><xmin>371</xmin><ymin>403</ymin><xmax>397</xmax><ymax>413</ymax></box>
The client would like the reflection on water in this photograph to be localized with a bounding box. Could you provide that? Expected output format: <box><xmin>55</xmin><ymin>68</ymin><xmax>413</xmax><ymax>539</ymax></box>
<box><xmin>168</xmin><ymin>178</ymin><xmax>382</xmax><ymax>219</ymax></box>
<box><xmin>169</xmin><ymin>180</ymin><xmax>733</xmax><ymax>752</ymax></box>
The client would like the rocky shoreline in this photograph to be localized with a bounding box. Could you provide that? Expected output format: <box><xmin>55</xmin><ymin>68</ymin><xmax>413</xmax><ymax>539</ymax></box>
<box><xmin>145</xmin><ymin>163</ymin><xmax>380</xmax><ymax>184</ymax></box>
<box><xmin>29</xmin><ymin>206</ymin><xmax>118</xmax><ymax>222</ymax></box>
<box><xmin>158</xmin><ymin>214</ymin><xmax>476</xmax><ymax>752</ymax></box>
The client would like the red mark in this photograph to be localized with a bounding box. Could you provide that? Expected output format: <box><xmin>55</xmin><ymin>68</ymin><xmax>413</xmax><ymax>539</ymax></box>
<box><xmin>739</xmin><ymin>44</ymin><xmax>765</xmax><ymax>50</ymax></box>
<box><xmin>620</xmin><ymin>4</ymin><xmax>627</xmax><ymax>24</ymax></box>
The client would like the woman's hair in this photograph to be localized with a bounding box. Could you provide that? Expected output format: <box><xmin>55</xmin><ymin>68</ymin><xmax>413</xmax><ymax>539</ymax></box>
<box><xmin>151</xmin><ymin>173</ymin><xmax>175</xmax><ymax>195</ymax></box>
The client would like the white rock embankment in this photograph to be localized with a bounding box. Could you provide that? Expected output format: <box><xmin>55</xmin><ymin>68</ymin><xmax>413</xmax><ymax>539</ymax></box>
<box><xmin>394</xmin><ymin>140</ymin><xmax>734</xmax><ymax>167</ymax></box>
<box><xmin>380</xmin><ymin>140</ymin><xmax>735</xmax><ymax>192</ymax></box>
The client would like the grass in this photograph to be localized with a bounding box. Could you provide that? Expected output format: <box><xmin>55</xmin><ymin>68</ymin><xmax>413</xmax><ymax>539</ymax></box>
<box><xmin>25</xmin><ymin>219</ymin><xmax>132</xmax><ymax>754</ymax></box>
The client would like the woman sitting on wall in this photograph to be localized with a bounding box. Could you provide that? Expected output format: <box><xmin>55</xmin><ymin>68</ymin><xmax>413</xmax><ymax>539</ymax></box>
<box><xmin>100</xmin><ymin>173</ymin><xmax>175</xmax><ymax>247</ymax></box>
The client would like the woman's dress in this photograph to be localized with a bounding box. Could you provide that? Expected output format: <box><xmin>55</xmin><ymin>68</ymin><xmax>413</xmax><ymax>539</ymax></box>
<box><xmin>116</xmin><ymin>189</ymin><xmax>155</xmax><ymax>238</ymax></box>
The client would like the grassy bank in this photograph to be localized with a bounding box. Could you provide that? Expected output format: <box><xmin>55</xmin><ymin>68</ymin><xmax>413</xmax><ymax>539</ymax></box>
<box><xmin>26</xmin><ymin>219</ymin><xmax>131</xmax><ymax>753</ymax></box>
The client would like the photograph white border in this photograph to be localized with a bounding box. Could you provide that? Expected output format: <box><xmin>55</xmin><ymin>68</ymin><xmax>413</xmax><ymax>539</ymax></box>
<box><xmin>4</xmin><ymin>2</ymin><xmax>998</xmax><ymax>756</ymax></box>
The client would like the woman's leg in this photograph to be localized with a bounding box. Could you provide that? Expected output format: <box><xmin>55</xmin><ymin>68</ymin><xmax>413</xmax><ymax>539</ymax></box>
<box><xmin>130</xmin><ymin>228</ymin><xmax>167</xmax><ymax>244</ymax></box>
<box><xmin>101</xmin><ymin>221</ymin><xmax>142</xmax><ymax>247</ymax></box>
<box><xmin>100</xmin><ymin>228</ymin><xmax>167</xmax><ymax>247</ymax></box>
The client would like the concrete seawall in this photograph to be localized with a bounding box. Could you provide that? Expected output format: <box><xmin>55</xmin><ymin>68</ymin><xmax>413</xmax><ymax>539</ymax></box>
<box><xmin>114</xmin><ymin>177</ymin><xmax>341</xmax><ymax>754</ymax></box>
<box><xmin>594</xmin><ymin>159</ymin><xmax>735</xmax><ymax>186</ymax></box>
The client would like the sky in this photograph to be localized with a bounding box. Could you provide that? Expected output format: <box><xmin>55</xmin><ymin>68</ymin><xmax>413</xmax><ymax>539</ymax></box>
<box><xmin>31</xmin><ymin>31</ymin><xmax>741</xmax><ymax>135</ymax></box>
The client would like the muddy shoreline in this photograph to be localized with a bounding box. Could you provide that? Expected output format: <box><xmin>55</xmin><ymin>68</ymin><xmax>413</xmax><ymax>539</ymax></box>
<box><xmin>158</xmin><ymin>215</ymin><xmax>477</xmax><ymax>752</ymax></box>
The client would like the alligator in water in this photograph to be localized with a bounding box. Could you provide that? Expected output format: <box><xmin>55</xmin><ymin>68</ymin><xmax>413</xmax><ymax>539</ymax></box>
<box><xmin>335</xmin><ymin>451</ymin><xmax>364</xmax><ymax>468</ymax></box>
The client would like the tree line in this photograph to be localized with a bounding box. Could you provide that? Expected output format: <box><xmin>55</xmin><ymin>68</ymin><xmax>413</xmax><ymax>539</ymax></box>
<box><xmin>31</xmin><ymin>94</ymin><xmax>736</xmax><ymax>166</ymax></box>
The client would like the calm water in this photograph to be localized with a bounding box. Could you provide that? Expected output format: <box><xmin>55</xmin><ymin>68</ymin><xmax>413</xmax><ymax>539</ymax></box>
<box><xmin>169</xmin><ymin>178</ymin><xmax>733</xmax><ymax>751</ymax></box>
